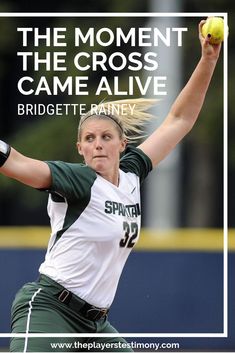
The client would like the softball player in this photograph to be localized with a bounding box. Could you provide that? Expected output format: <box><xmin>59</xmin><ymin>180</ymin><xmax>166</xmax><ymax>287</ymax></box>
<box><xmin>0</xmin><ymin>21</ymin><xmax>221</xmax><ymax>352</ymax></box>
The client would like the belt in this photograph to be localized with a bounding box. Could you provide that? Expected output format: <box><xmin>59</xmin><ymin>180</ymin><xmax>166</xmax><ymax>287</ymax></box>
<box><xmin>38</xmin><ymin>274</ymin><xmax>109</xmax><ymax>321</ymax></box>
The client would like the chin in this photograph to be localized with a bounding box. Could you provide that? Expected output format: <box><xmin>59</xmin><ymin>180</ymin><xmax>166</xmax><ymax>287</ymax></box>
<box><xmin>92</xmin><ymin>162</ymin><xmax>107</xmax><ymax>173</ymax></box>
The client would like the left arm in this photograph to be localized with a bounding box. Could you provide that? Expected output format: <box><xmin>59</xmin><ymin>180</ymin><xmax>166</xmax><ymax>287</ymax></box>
<box><xmin>139</xmin><ymin>20</ymin><xmax>222</xmax><ymax>167</ymax></box>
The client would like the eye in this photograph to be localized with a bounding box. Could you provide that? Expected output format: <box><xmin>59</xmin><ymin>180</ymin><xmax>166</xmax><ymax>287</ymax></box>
<box><xmin>103</xmin><ymin>134</ymin><xmax>112</xmax><ymax>140</ymax></box>
<box><xmin>85</xmin><ymin>134</ymin><xmax>94</xmax><ymax>142</ymax></box>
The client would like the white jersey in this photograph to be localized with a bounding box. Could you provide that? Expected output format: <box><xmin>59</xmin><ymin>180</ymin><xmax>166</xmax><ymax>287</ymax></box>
<box><xmin>39</xmin><ymin>146</ymin><xmax>152</xmax><ymax>308</ymax></box>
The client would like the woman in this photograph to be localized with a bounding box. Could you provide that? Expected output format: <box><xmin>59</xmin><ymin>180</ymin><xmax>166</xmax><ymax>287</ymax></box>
<box><xmin>0</xmin><ymin>21</ymin><xmax>221</xmax><ymax>352</ymax></box>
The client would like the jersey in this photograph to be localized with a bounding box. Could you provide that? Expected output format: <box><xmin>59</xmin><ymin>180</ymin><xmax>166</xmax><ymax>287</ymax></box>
<box><xmin>39</xmin><ymin>146</ymin><xmax>152</xmax><ymax>308</ymax></box>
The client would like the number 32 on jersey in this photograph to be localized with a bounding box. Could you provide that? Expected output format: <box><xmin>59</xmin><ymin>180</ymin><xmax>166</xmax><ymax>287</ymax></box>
<box><xmin>119</xmin><ymin>221</ymin><xmax>138</xmax><ymax>248</ymax></box>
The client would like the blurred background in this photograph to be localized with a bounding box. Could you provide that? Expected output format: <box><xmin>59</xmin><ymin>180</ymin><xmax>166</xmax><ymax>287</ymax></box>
<box><xmin>0</xmin><ymin>0</ymin><xmax>234</xmax><ymax>351</ymax></box>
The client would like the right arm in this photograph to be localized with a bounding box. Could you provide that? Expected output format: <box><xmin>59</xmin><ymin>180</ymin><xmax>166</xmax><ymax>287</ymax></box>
<box><xmin>139</xmin><ymin>21</ymin><xmax>221</xmax><ymax>168</ymax></box>
<box><xmin>0</xmin><ymin>142</ymin><xmax>51</xmax><ymax>189</ymax></box>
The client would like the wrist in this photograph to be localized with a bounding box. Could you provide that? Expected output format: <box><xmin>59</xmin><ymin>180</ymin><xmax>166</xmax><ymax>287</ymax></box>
<box><xmin>0</xmin><ymin>140</ymin><xmax>11</xmax><ymax>167</ymax></box>
<box><xmin>198</xmin><ymin>56</ymin><xmax>218</xmax><ymax>74</ymax></box>
<box><xmin>200</xmin><ymin>54</ymin><xmax>218</xmax><ymax>64</ymax></box>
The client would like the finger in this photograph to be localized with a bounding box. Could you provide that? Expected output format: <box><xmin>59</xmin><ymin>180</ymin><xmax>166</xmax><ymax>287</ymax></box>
<box><xmin>205</xmin><ymin>34</ymin><xmax>211</xmax><ymax>44</ymax></box>
<box><xmin>198</xmin><ymin>20</ymin><xmax>207</xmax><ymax>43</ymax></box>
<box><xmin>199</xmin><ymin>19</ymin><xmax>206</xmax><ymax>32</ymax></box>
<box><xmin>198</xmin><ymin>20</ymin><xmax>206</xmax><ymax>36</ymax></box>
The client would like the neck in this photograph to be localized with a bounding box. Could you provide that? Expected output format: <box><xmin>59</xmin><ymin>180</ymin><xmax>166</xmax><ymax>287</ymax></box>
<box><xmin>98</xmin><ymin>171</ymin><xmax>119</xmax><ymax>186</ymax></box>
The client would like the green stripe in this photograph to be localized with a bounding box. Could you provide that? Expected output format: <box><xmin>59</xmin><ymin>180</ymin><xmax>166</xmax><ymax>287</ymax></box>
<box><xmin>50</xmin><ymin>193</ymin><xmax>91</xmax><ymax>250</ymax></box>
<box><xmin>0</xmin><ymin>227</ymin><xmax>234</xmax><ymax>252</ymax></box>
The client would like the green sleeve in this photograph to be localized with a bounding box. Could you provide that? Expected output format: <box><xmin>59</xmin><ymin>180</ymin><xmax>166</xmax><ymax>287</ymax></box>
<box><xmin>120</xmin><ymin>145</ymin><xmax>153</xmax><ymax>183</ymax></box>
<box><xmin>45</xmin><ymin>161</ymin><xmax>97</xmax><ymax>201</ymax></box>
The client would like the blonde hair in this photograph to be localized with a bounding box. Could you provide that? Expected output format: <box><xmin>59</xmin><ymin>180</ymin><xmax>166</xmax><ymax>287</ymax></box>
<box><xmin>78</xmin><ymin>98</ymin><xmax>157</xmax><ymax>143</ymax></box>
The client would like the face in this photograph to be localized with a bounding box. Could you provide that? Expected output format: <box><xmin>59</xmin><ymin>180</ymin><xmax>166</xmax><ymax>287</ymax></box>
<box><xmin>77</xmin><ymin>118</ymin><xmax>126</xmax><ymax>179</ymax></box>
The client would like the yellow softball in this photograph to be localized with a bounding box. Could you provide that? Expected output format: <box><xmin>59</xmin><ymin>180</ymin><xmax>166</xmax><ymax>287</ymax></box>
<box><xmin>202</xmin><ymin>17</ymin><xmax>227</xmax><ymax>44</ymax></box>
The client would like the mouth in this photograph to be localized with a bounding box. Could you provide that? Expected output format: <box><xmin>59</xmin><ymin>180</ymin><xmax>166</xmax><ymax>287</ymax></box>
<box><xmin>93</xmin><ymin>155</ymin><xmax>107</xmax><ymax>159</ymax></box>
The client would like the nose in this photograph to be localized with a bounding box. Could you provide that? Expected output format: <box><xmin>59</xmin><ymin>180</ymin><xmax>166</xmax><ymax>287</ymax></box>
<box><xmin>95</xmin><ymin>137</ymin><xmax>103</xmax><ymax>150</ymax></box>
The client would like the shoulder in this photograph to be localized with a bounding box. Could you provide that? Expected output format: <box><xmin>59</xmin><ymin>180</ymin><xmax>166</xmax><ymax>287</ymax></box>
<box><xmin>45</xmin><ymin>161</ymin><xmax>97</xmax><ymax>199</ymax></box>
<box><xmin>120</xmin><ymin>145</ymin><xmax>152</xmax><ymax>183</ymax></box>
<box><xmin>47</xmin><ymin>160</ymin><xmax>96</xmax><ymax>182</ymax></box>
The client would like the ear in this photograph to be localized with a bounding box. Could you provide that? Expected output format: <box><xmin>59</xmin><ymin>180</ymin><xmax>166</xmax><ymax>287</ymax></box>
<box><xmin>76</xmin><ymin>142</ymin><xmax>83</xmax><ymax>156</ymax></box>
<box><xmin>120</xmin><ymin>139</ymin><xmax>127</xmax><ymax>153</ymax></box>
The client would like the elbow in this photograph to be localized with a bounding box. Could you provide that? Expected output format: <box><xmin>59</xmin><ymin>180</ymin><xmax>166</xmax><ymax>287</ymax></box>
<box><xmin>168</xmin><ymin>111</ymin><xmax>198</xmax><ymax>136</ymax></box>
